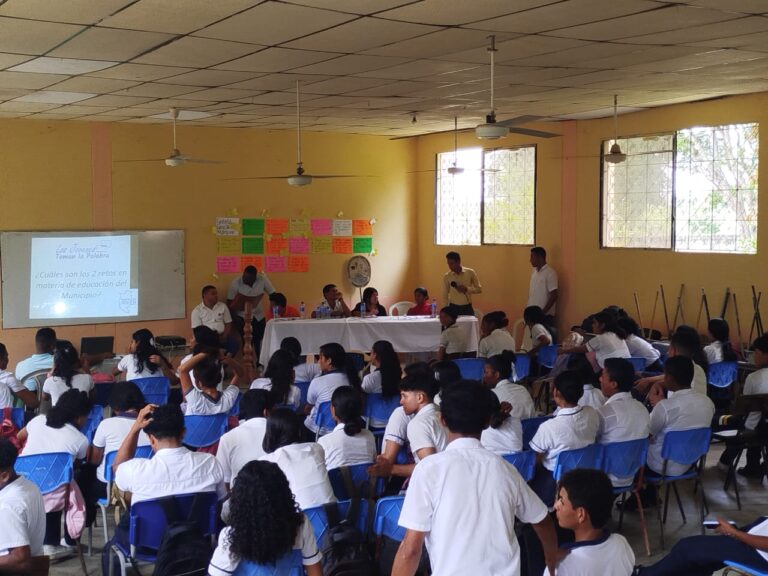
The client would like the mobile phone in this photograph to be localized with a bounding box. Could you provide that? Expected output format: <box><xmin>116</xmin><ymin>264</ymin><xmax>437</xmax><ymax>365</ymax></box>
<box><xmin>703</xmin><ymin>520</ymin><xmax>736</xmax><ymax>529</ymax></box>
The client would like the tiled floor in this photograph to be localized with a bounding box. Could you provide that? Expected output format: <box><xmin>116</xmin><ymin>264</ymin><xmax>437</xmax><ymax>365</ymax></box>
<box><xmin>51</xmin><ymin>443</ymin><xmax>762</xmax><ymax>576</ymax></box>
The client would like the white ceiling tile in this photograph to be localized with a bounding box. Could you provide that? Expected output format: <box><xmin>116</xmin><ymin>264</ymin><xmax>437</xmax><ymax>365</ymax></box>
<box><xmin>626</xmin><ymin>48</ymin><xmax>768</xmax><ymax>72</ymax></box>
<box><xmin>154</xmin><ymin>69</ymin><xmax>257</xmax><ymax>86</ymax></box>
<box><xmin>0</xmin><ymin>100</ymin><xmax>61</xmax><ymax>112</ymax></box>
<box><xmin>281</xmin><ymin>1</ymin><xmax>405</xmax><ymax>17</ymax></box>
<box><xmin>577</xmin><ymin>45</ymin><xmax>707</xmax><ymax>69</ymax></box>
<box><xmin>363</xmin><ymin>28</ymin><xmax>502</xmax><ymax>59</ymax></box>
<box><xmin>0</xmin><ymin>71</ymin><xmax>68</xmax><ymax>89</ymax></box>
<box><xmin>180</xmin><ymin>87</ymin><xmax>255</xmax><ymax>101</ymax></box>
<box><xmin>214</xmin><ymin>47</ymin><xmax>340</xmax><ymax>72</ymax></box>
<box><xmin>284</xmin><ymin>17</ymin><xmax>437</xmax><ymax>53</ymax></box>
<box><xmin>679</xmin><ymin>0</ymin><xmax>768</xmax><ymax>13</ymax></box>
<box><xmin>301</xmin><ymin>76</ymin><xmax>394</xmax><ymax>95</ymax></box>
<box><xmin>10</xmin><ymin>57</ymin><xmax>118</xmax><ymax>74</ymax></box>
<box><xmin>0</xmin><ymin>18</ymin><xmax>84</xmax><ymax>55</ymax></box>
<box><xmin>239</xmin><ymin>91</ymin><xmax>300</xmax><ymax>105</ymax></box>
<box><xmin>301</xmin><ymin>95</ymin><xmax>373</xmax><ymax>108</ymax></box>
<box><xmin>344</xmin><ymin>80</ymin><xmax>437</xmax><ymax>97</ymax></box>
<box><xmin>77</xmin><ymin>94</ymin><xmax>156</xmax><ymax>107</ymax></box>
<box><xmin>132</xmin><ymin>97</ymin><xmax>222</xmax><ymax>109</ymax></box>
<box><xmin>134</xmin><ymin>37</ymin><xmax>261</xmax><ymax>68</ymax></box>
<box><xmin>15</xmin><ymin>90</ymin><xmax>97</xmax><ymax>104</ymax></box>
<box><xmin>26</xmin><ymin>112</ymin><xmax>84</xmax><ymax>119</ymax></box>
<box><xmin>44</xmin><ymin>76</ymin><xmax>139</xmax><ymax>93</ymax></box>
<box><xmin>690</xmin><ymin>30</ymin><xmax>768</xmax><ymax>51</ymax></box>
<box><xmin>0</xmin><ymin>88</ymin><xmax>32</xmax><ymax>101</ymax></box>
<box><xmin>100</xmin><ymin>0</ymin><xmax>261</xmax><ymax>34</ymax></box>
<box><xmin>0</xmin><ymin>110</ymin><xmax>31</xmax><ymax>118</ymax></box>
<box><xmin>376</xmin><ymin>0</ymin><xmax>539</xmax><ymax>25</ymax></box>
<box><xmin>0</xmin><ymin>53</ymin><xmax>34</xmax><ymax>70</ymax></box>
<box><xmin>111</xmin><ymin>83</ymin><xmax>207</xmax><ymax>98</ymax></box>
<box><xmin>80</xmin><ymin>115</ymin><xmax>131</xmax><ymax>122</ymax></box>
<box><xmin>43</xmin><ymin>104</ymin><xmax>116</xmax><ymax>115</ymax></box>
<box><xmin>225</xmin><ymin>73</ymin><xmax>332</xmax><ymax>91</ymax></box>
<box><xmin>618</xmin><ymin>15</ymin><xmax>768</xmax><ymax>44</ymax></box>
<box><xmin>194</xmin><ymin>2</ymin><xmax>355</xmax><ymax>45</ymax></box>
<box><xmin>357</xmin><ymin>59</ymin><xmax>479</xmax><ymax>80</ymax></box>
<box><xmin>49</xmin><ymin>27</ymin><xmax>174</xmax><ymax>61</ymax></box>
<box><xmin>502</xmin><ymin>66</ymin><xmax>597</xmax><ymax>83</ymax></box>
<box><xmin>434</xmin><ymin>35</ymin><xmax>588</xmax><ymax>65</ymax></box>
<box><xmin>88</xmin><ymin>63</ymin><xmax>195</xmax><ymax>81</ymax></box>
<box><xmin>507</xmin><ymin>42</ymin><xmax>645</xmax><ymax>67</ymax></box>
<box><xmin>290</xmin><ymin>54</ymin><xmax>410</xmax><ymax>75</ymax></box>
<box><xmin>0</xmin><ymin>0</ymin><xmax>133</xmax><ymax>24</ymax></box>
<box><xmin>96</xmin><ymin>107</ymin><xmax>157</xmax><ymax>117</ymax></box>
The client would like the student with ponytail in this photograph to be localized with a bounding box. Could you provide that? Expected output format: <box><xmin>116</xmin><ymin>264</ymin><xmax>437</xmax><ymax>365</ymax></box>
<box><xmin>42</xmin><ymin>344</ymin><xmax>93</xmax><ymax>405</ymax></box>
<box><xmin>704</xmin><ymin>318</ymin><xmax>739</xmax><ymax>364</ymax></box>
<box><xmin>318</xmin><ymin>386</ymin><xmax>376</xmax><ymax>470</ymax></box>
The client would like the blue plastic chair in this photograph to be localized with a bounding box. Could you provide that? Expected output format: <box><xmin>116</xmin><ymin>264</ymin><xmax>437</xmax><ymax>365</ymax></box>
<box><xmin>521</xmin><ymin>416</ymin><xmax>553</xmax><ymax>450</ymax></box>
<box><xmin>9</xmin><ymin>407</ymin><xmax>24</xmax><ymax>429</ymax></box>
<box><xmin>723</xmin><ymin>560</ymin><xmax>768</xmax><ymax>575</ymax></box>
<box><xmin>314</xmin><ymin>401</ymin><xmax>335</xmax><ymax>439</ymax></box>
<box><xmin>645</xmin><ymin>427</ymin><xmax>712</xmax><ymax>550</ymax></box>
<box><xmin>233</xmin><ymin>550</ymin><xmax>303</xmax><ymax>576</ymax></box>
<box><xmin>514</xmin><ymin>354</ymin><xmax>531</xmax><ymax>381</ymax></box>
<box><xmin>132</xmin><ymin>377</ymin><xmax>170</xmax><ymax>405</ymax></box>
<box><xmin>502</xmin><ymin>451</ymin><xmax>536</xmax><ymax>482</ymax></box>
<box><xmin>628</xmin><ymin>357</ymin><xmax>647</xmax><ymax>372</ymax></box>
<box><xmin>327</xmin><ymin>462</ymin><xmax>385</xmax><ymax>500</ymax></box>
<box><xmin>537</xmin><ymin>345</ymin><xmax>559</xmax><ymax>370</ymax></box>
<box><xmin>295</xmin><ymin>381</ymin><xmax>310</xmax><ymax>408</ymax></box>
<box><xmin>374</xmin><ymin>496</ymin><xmax>406</xmax><ymax>543</ymax></box>
<box><xmin>228</xmin><ymin>392</ymin><xmax>243</xmax><ymax>416</ymax></box>
<box><xmin>15</xmin><ymin>452</ymin><xmax>74</xmax><ymax>494</ymax></box>
<box><xmin>553</xmin><ymin>443</ymin><xmax>603</xmax><ymax>481</ymax></box>
<box><xmin>455</xmin><ymin>358</ymin><xmax>484</xmax><ymax>380</ymax></box>
<box><xmin>709</xmin><ymin>361</ymin><xmax>739</xmax><ymax>388</ymax></box>
<box><xmin>183</xmin><ymin>414</ymin><xmax>228</xmax><ymax>448</ymax></box>
<box><xmin>346</xmin><ymin>353</ymin><xmax>366</xmax><ymax>375</ymax></box>
<box><xmin>94</xmin><ymin>381</ymin><xmax>115</xmax><ymax>411</ymax></box>
<box><xmin>108</xmin><ymin>492</ymin><xmax>218</xmax><ymax>576</ymax></box>
<box><xmin>304</xmin><ymin>499</ymin><xmax>369</xmax><ymax>545</ymax></box>
<box><xmin>98</xmin><ymin>446</ymin><xmax>154</xmax><ymax>542</ymax></box>
<box><xmin>80</xmin><ymin>404</ymin><xmax>104</xmax><ymax>443</ymax></box>
<box><xmin>364</xmin><ymin>393</ymin><xmax>400</xmax><ymax>429</ymax></box>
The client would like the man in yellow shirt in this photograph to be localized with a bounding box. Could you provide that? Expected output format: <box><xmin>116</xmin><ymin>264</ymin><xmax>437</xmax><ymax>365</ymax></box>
<box><xmin>442</xmin><ymin>251</ymin><xmax>482</xmax><ymax>316</ymax></box>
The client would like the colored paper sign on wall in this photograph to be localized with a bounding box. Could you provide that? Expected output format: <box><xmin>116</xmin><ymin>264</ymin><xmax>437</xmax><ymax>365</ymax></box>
<box><xmin>266</xmin><ymin>237</ymin><xmax>289</xmax><ymax>254</ymax></box>
<box><xmin>352</xmin><ymin>219</ymin><xmax>372</xmax><ymax>236</ymax></box>
<box><xmin>241</xmin><ymin>255</ymin><xmax>263</xmax><ymax>271</ymax></box>
<box><xmin>289</xmin><ymin>218</ymin><xmax>309</xmax><ymax>235</ymax></box>
<box><xmin>288</xmin><ymin>255</ymin><xmax>309</xmax><ymax>273</ymax></box>
<box><xmin>215</xmin><ymin>217</ymin><xmax>240</xmax><ymax>236</ymax></box>
<box><xmin>288</xmin><ymin>237</ymin><xmax>310</xmax><ymax>254</ymax></box>
<box><xmin>311</xmin><ymin>237</ymin><xmax>333</xmax><ymax>254</ymax></box>
<box><xmin>353</xmin><ymin>237</ymin><xmax>373</xmax><ymax>254</ymax></box>
<box><xmin>332</xmin><ymin>219</ymin><xmax>353</xmax><ymax>237</ymax></box>
<box><xmin>332</xmin><ymin>237</ymin><xmax>353</xmax><ymax>254</ymax></box>
<box><xmin>242</xmin><ymin>218</ymin><xmax>264</xmax><ymax>236</ymax></box>
<box><xmin>266</xmin><ymin>218</ymin><xmax>289</xmax><ymax>235</ymax></box>
<box><xmin>311</xmin><ymin>219</ymin><xmax>333</xmax><ymax>236</ymax></box>
<box><xmin>242</xmin><ymin>237</ymin><xmax>264</xmax><ymax>254</ymax></box>
<box><xmin>265</xmin><ymin>256</ymin><xmax>287</xmax><ymax>273</ymax></box>
<box><xmin>216</xmin><ymin>256</ymin><xmax>240</xmax><ymax>273</ymax></box>
<box><xmin>217</xmin><ymin>237</ymin><xmax>240</xmax><ymax>256</ymax></box>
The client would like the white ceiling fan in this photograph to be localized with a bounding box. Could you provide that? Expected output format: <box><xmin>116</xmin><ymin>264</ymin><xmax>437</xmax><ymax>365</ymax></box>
<box><xmin>116</xmin><ymin>108</ymin><xmax>224</xmax><ymax>167</ymax></box>
<box><xmin>604</xmin><ymin>94</ymin><xmax>627</xmax><ymax>164</ymax></box>
<box><xmin>408</xmin><ymin>117</ymin><xmax>499</xmax><ymax>175</ymax></box>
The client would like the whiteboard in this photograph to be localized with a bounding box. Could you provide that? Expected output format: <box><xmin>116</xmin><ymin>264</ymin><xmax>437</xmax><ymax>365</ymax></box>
<box><xmin>1</xmin><ymin>230</ymin><xmax>185</xmax><ymax>328</ymax></box>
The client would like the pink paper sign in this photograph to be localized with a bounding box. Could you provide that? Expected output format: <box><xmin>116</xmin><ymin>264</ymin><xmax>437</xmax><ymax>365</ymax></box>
<box><xmin>265</xmin><ymin>256</ymin><xmax>287</xmax><ymax>273</ymax></box>
<box><xmin>311</xmin><ymin>218</ymin><xmax>333</xmax><ymax>236</ymax></box>
<box><xmin>216</xmin><ymin>256</ymin><xmax>240</xmax><ymax>273</ymax></box>
<box><xmin>288</xmin><ymin>237</ymin><xmax>310</xmax><ymax>254</ymax></box>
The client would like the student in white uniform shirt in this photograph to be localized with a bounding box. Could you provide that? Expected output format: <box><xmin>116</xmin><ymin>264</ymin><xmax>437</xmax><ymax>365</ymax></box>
<box><xmin>113</xmin><ymin>329</ymin><xmax>177</xmax><ymax>384</ymax></box>
<box><xmin>304</xmin><ymin>343</ymin><xmax>359</xmax><ymax>436</ymax></box>
<box><xmin>477</xmin><ymin>311</ymin><xmax>516</xmax><ymax>358</ymax></box>
<box><xmin>524</xmin><ymin>306</ymin><xmax>553</xmax><ymax>354</ymax></box>
<box><xmin>280</xmin><ymin>337</ymin><xmax>321</xmax><ymax>384</ymax></box>
<box><xmin>437</xmin><ymin>307</ymin><xmax>467</xmax><ymax>361</ymax></box>
<box><xmin>562</xmin><ymin>312</ymin><xmax>630</xmax><ymax>370</ymax></box>
<box><xmin>431</xmin><ymin>360</ymin><xmax>462</xmax><ymax>407</ymax></box>
<box><xmin>529</xmin><ymin>371</ymin><xmax>599</xmax><ymax>507</ymax></box>
<box><xmin>42</xmin><ymin>345</ymin><xmax>94</xmax><ymax>406</ymax></box>
<box><xmin>250</xmin><ymin>350</ymin><xmax>301</xmax><ymax>410</ymax></box>
<box><xmin>617</xmin><ymin>317</ymin><xmax>662</xmax><ymax>371</ymax></box>
<box><xmin>635</xmin><ymin>328</ymin><xmax>709</xmax><ymax>399</ymax></box>
<box><xmin>260</xmin><ymin>408</ymin><xmax>335</xmax><ymax>511</ymax></box>
<box><xmin>0</xmin><ymin>343</ymin><xmax>38</xmax><ymax>410</ymax></box>
<box><xmin>528</xmin><ymin>246</ymin><xmax>558</xmax><ymax>322</ymax></box>
<box><xmin>704</xmin><ymin>317</ymin><xmax>739</xmax><ymax>365</ymax></box>
<box><xmin>15</xmin><ymin>327</ymin><xmax>56</xmax><ymax>393</ymax></box>
<box><xmin>552</xmin><ymin>469</ymin><xmax>634</xmax><ymax>576</ymax></box>
<box><xmin>483</xmin><ymin>353</ymin><xmax>533</xmax><ymax>420</ymax></box>
<box><xmin>481</xmin><ymin>392</ymin><xmax>523</xmax><ymax>454</ymax></box>
<box><xmin>179</xmin><ymin>352</ymin><xmax>242</xmax><ymax>416</ymax></box>
<box><xmin>318</xmin><ymin>387</ymin><xmax>376</xmax><ymax>470</ymax></box>
<box><xmin>361</xmin><ymin>340</ymin><xmax>402</xmax><ymax>427</ymax></box>
<box><xmin>177</xmin><ymin>326</ymin><xmax>226</xmax><ymax>392</ymax></box>
<box><xmin>0</xmin><ymin>439</ymin><xmax>46</xmax><ymax>574</ymax></box>
<box><xmin>393</xmin><ymin>383</ymin><xmax>558</xmax><ymax>576</ymax></box>
<box><xmin>191</xmin><ymin>285</ymin><xmax>238</xmax><ymax>355</ymax></box>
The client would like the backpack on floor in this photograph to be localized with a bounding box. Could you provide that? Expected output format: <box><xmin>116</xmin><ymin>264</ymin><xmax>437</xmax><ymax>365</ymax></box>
<box><xmin>151</xmin><ymin>495</ymin><xmax>212</xmax><ymax>576</ymax></box>
<box><xmin>320</xmin><ymin>499</ymin><xmax>377</xmax><ymax>576</ymax></box>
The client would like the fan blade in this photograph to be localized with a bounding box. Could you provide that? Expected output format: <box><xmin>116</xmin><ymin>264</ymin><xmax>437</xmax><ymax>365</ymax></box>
<box><xmin>495</xmin><ymin>115</ymin><xmax>545</xmax><ymax>127</ymax></box>
<box><xmin>224</xmin><ymin>176</ymin><xmax>293</xmax><ymax>181</ymax></box>
<box><xmin>508</xmin><ymin>127</ymin><xmax>561</xmax><ymax>138</ymax></box>
<box><xmin>310</xmin><ymin>175</ymin><xmax>365</xmax><ymax>179</ymax></box>
<box><xmin>114</xmin><ymin>158</ymin><xmax>167</xmax><ymax>163</ymax></box>
<box><xmin>183</xmin><ymin>158</ymin><xmax>225</xmax><ymax>164</ymax></box>
<box><xmin>406</xmin><ymin>168</ymin><xmax>500</xmax><ymax>174</ymax></box>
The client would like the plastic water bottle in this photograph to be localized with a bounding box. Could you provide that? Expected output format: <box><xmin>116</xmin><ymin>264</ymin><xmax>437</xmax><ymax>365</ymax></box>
<box><xmin>360</xmin><ymin>302</ymin><xmax>366</xmax><ymax>317</ymax></box>
<box><xmin>431</xmin><ymin>299</ymin><xmax>437</xmax><ymax>318</ymax></box>
<box><xmin>299</xmin><ymin>301</ymin><xmax>305</xmax><ymax>318</ymax></box>
<box><xmin>272</xmin><ymin>305</ymin><xmax>279</xmax><ymax>319</ymax></box>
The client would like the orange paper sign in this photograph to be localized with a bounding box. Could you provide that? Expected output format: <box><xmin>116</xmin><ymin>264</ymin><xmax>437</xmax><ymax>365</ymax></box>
<box><xmin>332</xmin><ymin>237</ymin><xmax>353</xmax><ymax>254</ymax></box>
<box><xmin>288</xmin><ymin>255</ymin><xmax>309</xmax><ymax>273</ymax></box>
<box><xmin>266</xmin><ymin>237</ymin><xmax>288</xmax><ymax>254</ymax></box>
<box><xmin>266</xmin><ymin>218</ymin><xmax>289</xmax><ymax>235</ymax></box>
<box><xmin>352</xmin><ymin>219</ymin><xmax>372</xmax><ymax>236</ymax></box>
<box><xmin>240</xmin><ymin>255</ymin><xmax>263</xmax><ymax>271</ymax></box>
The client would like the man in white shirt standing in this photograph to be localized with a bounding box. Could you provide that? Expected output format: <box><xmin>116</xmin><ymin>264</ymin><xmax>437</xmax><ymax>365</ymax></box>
<box><xmin>192</xmin><ymin>285</ymin><xmax>238</xmax><ymax>355</ymax></box>
<box><xmin>227</xmin><ymin>265</ymin><xmax>275</xmax><ymax>362</ymax></box>
<box><xmin>393</xmin><ymin>383</ymin><xmax>558</xmax><ymax>576</ymax></box>
<box><xmin>528</xmin><ymin>247</ymin><xmax>558</xmax><ymax>326</ymax></box>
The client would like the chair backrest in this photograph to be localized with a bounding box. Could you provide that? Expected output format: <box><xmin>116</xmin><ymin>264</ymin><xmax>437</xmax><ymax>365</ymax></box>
<box><xmin>373</xmin><ymin>496</ymin><xmax>406</xmax><ymax>542</ymax></box>
<box><xmin>295</xmin><ymin>382</ymin><xmax>310</xmax><ymax>407</ymax></box>
<box><xmin>538</xmin><ymin>345</ymin><xmax>559</xmax><ymax>369</ymax></box>
<box><xmin>93</xmin><ymin>381</ymin><xmax>115</xmax><ymax>409</ymax></box>
<box><xmin>708</xmin><ymin>361</ymin><xmax>738</xmax><ymax>388</ymax></box>
<box><xmin>455</xmin><ymin>358</ymin><xmax>484</xmax><ymax>380</ymax></box>
<box><xmin>80</xmin><ymin>404</ymin><xmax>104</xmax><ymax>442</ymax></box>
<box><xmin>129</xmin><ymin>492</ymin><xmax>218</xmax><ymax>554</ymax></box>
<box><xmin>554</xmin><ymin>444</ymin><xmax>603</xmax><ymax>481</ymax></box>
<box><xmin>514</xmin><ymin>354</ymin><xmax>531</xmax><ymax>381</ymax></box>
<box><xmin>502</xmin><ymin>451</ymin><xmax>536</xmax><ymax>482</ymax></box>
<box><xmin>183</xmin><ymin>414</ymin><xmax>229</xmax><ymax>448</ymax></box>
<box><xmin>389</xmin><ymin>301</ymin><xmax>415</xmax><ymax>316</ymax></box>
<box><xmin>522</xmin><ymin>416</ymin><xmax>553</xmax><ymax>450</ymax></box>
<box><xmin>364</xmin><ymin>393</ymin><xmax>400</xmax><ymax>428</ymax></box>
<box><xmin>233</xmin><ymin>550</ymin><xmax>303</xmax><ymax>576</ymax></box>
<box><xmin>104</xmin><ymin>446</ymin><xmax>154</xmax><ymax>483</ymax></box>
<box><xmin>228</xmin><ymin>392</ymin><xmax>243</xmax><ymax>417</ymax></box>
<box><xmin>132</xmin><ymin>376</ymin><xmax>170</xmax><ymax>405</ymax></box>
<box><xmin>9</xmin><ymin>407</ymin><xmax>24</xmax><ymax>429</ymax></box>
<box><xmin>346</xmin><ymin>352</ymin><xmax>366</xmax><ymax>375</ymax></box>
<box><xmin>304</xmin><ymin>499</ymin><xmax>369</xmax><ymax>544</ymax></box>
<box><xmin>661</xmin><ymin>427</ymin><xmax>712</xmax><ymax>467</ymax></box>
<box><xmin>327</xmin><ymin>463</ymin><xmax>385</xmax><ymax>500</ymax></box>
<box><xmin>627</xmin><ymin>357</ymin><xmax>646</xmax><ymax>372</ymax></box>
<box><xmin>15</xmin><ymin>452</ymin><xmax>74</xmax><ymax>494</ymax></box>
<box><xmin>601</xmin><ymin>438</ymin><xmax>649</xmax><ymax>486</ymax></box>
<box><xmin>314</xmin><ymin>402</ymin><xmax>335</xmax><ymax>435</ymax></box>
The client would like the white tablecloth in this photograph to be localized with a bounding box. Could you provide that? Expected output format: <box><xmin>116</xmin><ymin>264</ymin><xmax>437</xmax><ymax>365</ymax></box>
<box><xmin>259</xmin><ymin>316</ymin><xmax>479</xmax><ymax>366</ymax></box>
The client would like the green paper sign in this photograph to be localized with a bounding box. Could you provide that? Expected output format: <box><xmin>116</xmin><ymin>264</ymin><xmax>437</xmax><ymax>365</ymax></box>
<box><xmin>242</xmin><ymin>237</ymin><xmax>264</xmax><ymax>254</ymax></box>
<box><xmin>353</xmin><ymin>237</ymin><xmax>372</xmax><ymax>254</ymax></box>
<box><xmin>242</xmin><ymin>218</ymin><xmax>265</xmax><ymax>236</ymax></box>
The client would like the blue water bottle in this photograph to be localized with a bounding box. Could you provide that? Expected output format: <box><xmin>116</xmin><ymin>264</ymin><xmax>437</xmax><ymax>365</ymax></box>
<box><xmin>300</xmin><ymin>301</ymin><xmax>305</xmax><ymax>318</ymax></box>
<box><xmin>431</xmin><ymin>298</ymin><xmax>437</xmax><ymax>318</ymax></box>
<box><xmin>360</xmin><ymin>302</ymin><xmax>366</xmax><ymax>317</ymax></box>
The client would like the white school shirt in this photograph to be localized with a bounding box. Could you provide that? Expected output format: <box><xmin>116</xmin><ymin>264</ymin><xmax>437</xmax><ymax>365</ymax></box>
<box><xmin>748</xmin><ymin>518</ymin><xmax>768</xmax><ymax>563</ymax></box>
<box><xmin>216</xmin><ymin>417</ymin><xmax>268</xmax><ymax>484</ymax></box>
<box><xmin>407</xmin><ymin>404</ymin><xmax>448</xmax><ymax>462</ymax></box>
<box><xmin>481</xmin><ymin>417</ymin><xmax>523</xmax><ymax>454</ymax></box>
<box><xmin>191</xmin><ymin>301</ymin><xmax>232</xmax><ymax>334</ymax></box>
<box><xmin>92</xmin><ymin>415</ymin><xmax>151</xmax><ymax>482</ymax></box>
<box><xmin>0</xmin><ymin>476</ymin><xmax>45</xmax><ymax>557</ymax></box>
<box><xmin>530</xmin><ymin>323</ymin><xmax>552</xmax><ymax>347</ymax></box>
<box><xmin>704</xmin><ymin>342</ymin><xmax>724</xmax><ymax>365</ymax></box>
<box><xmin>478</xmin><ymin>329</ymin><xmax>517</xmax><ymax>358</ymax></box>
<box><xmin>42</xmin><ymin>374</ymin><xmax>94</xmax><ymax>405</ymax></box>
<box><xmin>304</xmin><ymin>372</ymin><xmax>350</xmax><ymax>434</ymax></box>
<box><xmin>115</xmin><ymin>446</ymin><xmax>226</xmax><ymax>505</ymax></box>
<box><xmin>578</xmin><ymin>385</ymin><xmax>605</xmax><ymax>409</ymax></box>
<box><xmin>399</xmin><ymin>437</ymin><xmax>548</xmax><ymax>576</ymax></box>
<box><xmin>647</xmin><ymin>388</ymin><xmax>715</xmax><ymax>476</ymax></box>
<box><xmin>117</xmin><ymin>354</ymin><xmax>164</xmax><ymax>381</ymax></box>
<box><xmin>260</xmin><ymin>443</ymin><xmax>336</xmax><ymax>510</ymax></box>
<box><xmin>250</xmin><ymin>377</ymin><xmax>301</xmax><ymax>410</ymax></box>
<box><xmin>586</xmin><ymin>332</ymin><xmax>630</xmax><ymax>368</ymax></box>
<box><xmin>318</xmin><ymin>423</ymin><xmax>377</xmax><ymax>470</ymax></box>
<box><xmin>625</xmin><ymin>334</ymin><xmax>661</xmax><ymax>367</ymax></box>
<box><xmin>361</xmin><ymin>369</ymin><xmax>382</xmax><ymax>394</ymax></box>
<box><xmin>184</xmin><ymin>384</ymin><xmax>240</xmax><ymax>416</ymax></box>
<box><xmin>15</xmin><ymin>353</ymin><xmax>53</xmax><ymax>392</ymax></box>
<box><xmin>743</xmin><ymin>368</ymin><xmax>768</xmax><ymax>430</ymax></box>
<box><xmin>528</xmin><ymin>264</ymin><xmax>558</xmax><ymax>314</ymax></box>
<box><xmin>208</xmin><ymin>517</ymin><xmax>321</xmax><ymax>576</ymax></box>
<box><xmin>21</xmin><ymin>415</ymin><xmax>88</xmax><ymax>460</ymax></box>
<box><xmin>227</xmin><ymin>274</ymin><xmax>275</xmax><ymax>321</ymax></box>
<box><xmin>597</xmin><ymin>392</ymin><xmax>651</xmax><ymax>486</ymax></box>
<box><xmin>439</xmin><ymin>323</ymin><xmax>466</xmax><ymax>356</ymax></box>
<box><xmin>383</xmin><ymin>406</ymin><xmax>412</xmax><ymax>450</ymax></box>
<box><xmin>178</xmin><ymin>353</ymin><xmax>224</xmax><ymax>392</ymax></box>
<box><xmin>0</xmin><ymin>368</ymin><xmax>26</xmax><ymax>409</ymax></box>
<box><xmin>493</xmin><ymin>380</ymin><xmax>536</xmax><ymax>420</ymax></box>
<box><xmin>548</xmin><ymin>532</ymin><xmax>634</xmax><ymax>576</ymax></box>
<box><xmin>529</xmin><ymin>406</ymin><xmax>600</xmax><ymax>471</ymax></box>
<box><xmin>294</xmin><ymin>362</ymin><xmax>321</xmax><ymax>384</ymax></box>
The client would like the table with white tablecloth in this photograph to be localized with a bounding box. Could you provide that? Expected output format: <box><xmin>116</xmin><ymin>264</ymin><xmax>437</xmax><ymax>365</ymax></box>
<box><xmin>259</xmin><ymin>315</ymin><xmax>479</xmax><ymax>366</ymax></box>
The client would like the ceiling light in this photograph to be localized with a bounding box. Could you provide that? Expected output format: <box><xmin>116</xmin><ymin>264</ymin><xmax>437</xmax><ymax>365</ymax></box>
<box><xmin>604</xmin><ymin>142</ymin><xmax>627</xmax><ymax>164</ymax></box>
<box><xmin>475</xmin><ymin>122</ymin><xmax>509</xmax><ymax>139</ymax></box>
<box><xmin>288</xmin><ymin>174</ymin><xmax>312</xmax><ymax>186</ymax></box>
<box><xmin>14</xmin><ymin>91</ymin><xmax>96</xmax><ymax>104</ymax></box>
<box><xmin>10</xmin><ymin>57</ymin><xmax>117</xmax><ymax>75</ymax></box>
<box><xmin>447</xmin><ymin>166</ymin><xmax>464</xmax><ymax>175</ymax></box>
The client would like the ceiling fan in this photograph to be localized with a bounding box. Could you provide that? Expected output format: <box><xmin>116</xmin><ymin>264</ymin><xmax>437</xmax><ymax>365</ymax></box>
<box><xmin>408</xmin><ymin>117</ymin><xmax>500</xmax><ymax>175</ymax></box>
<box><xmin>604</xmin><ymin>94</ymin><xmax>627</xmax><ymax>164</ymax></box>
<box><xmin>116</xmin><ymin>108</ymin><xmax>224</xmax><ymax>167</ymax></box>
<box><xmin>226</xmin><ymin>82</ymin><xmax>363</xmax><ymax>186</ymax></box>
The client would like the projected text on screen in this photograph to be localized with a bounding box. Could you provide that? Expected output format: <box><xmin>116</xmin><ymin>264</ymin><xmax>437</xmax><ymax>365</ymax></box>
<box><xmin>29</xmin><ymin>235</ymin><xmax>137</xmax><ymax>319</ymax></box>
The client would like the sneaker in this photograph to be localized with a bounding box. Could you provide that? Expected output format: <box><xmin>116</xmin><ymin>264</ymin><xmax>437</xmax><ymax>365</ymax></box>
<box><xmin>42</xmin><ymin>544</ymin><xmax>75</xmax><ymax>562</ymax></box>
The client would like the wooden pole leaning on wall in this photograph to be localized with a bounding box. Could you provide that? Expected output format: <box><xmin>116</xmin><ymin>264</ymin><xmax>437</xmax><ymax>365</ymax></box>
<box><xmin>721</xmin><ymin>287</ymin><xmax>731</xmax><ymax>320</ymax></box>
<box><xmin>733</xmin><ymin>292</ymin><xmax>746</xmax><ymax>358</ymax></box>
<box><xmin>660</xmin><ymin>284</ymin><xmax>671</xmax><ymax>339</ymax></box>
<box><xmin>633</xmin><ymin>292</ymin><xmax>644</xmax><ymax>334</ymax></box>
<box><xmin>243</xmin><ymin>302</ymin><xmax>256</xmax><ymax>382</ymax></box>
<box><xmin>671</xmin><ymin>283</ymin><xmax>685</xmax><ymax>332</ymax></box>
